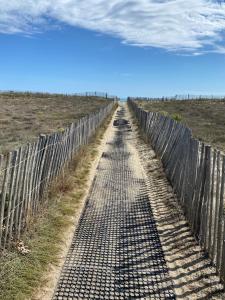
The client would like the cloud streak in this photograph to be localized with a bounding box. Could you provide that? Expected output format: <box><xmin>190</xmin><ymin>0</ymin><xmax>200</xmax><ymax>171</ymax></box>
<box><xmin>0</xmin><ymin>0</ymin><xmax>225</xmax><ymax>54</ymax></box>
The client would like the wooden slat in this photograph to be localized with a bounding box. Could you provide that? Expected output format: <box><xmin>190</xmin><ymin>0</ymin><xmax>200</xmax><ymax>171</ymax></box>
<box><xmin>0</xmin><ymin>152</ymin><xmax>12</xmax><ymax>247</ymax></box>
<box><xmin>10</xmin><ymin>148</ymin><xmax>23</xmax><ymax>243</ymax></box>
<box><xmin>212</xmin><ymin>151</ymin><xmax>221</xmax><ymax>264</ymax></box>
<box><xmin>217</xmin><ymin>155</ymin><xmax>225</xmax><ymax>274</ymax></box>
<box><xmin>3</xmin><ymin>150</ymin><xmax>19</xmax><ymax>248</ymax></box>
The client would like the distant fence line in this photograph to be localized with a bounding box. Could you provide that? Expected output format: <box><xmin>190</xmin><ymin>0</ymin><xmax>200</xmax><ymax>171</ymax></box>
<box><xmin>0</xmin><ymin>90</ymin><xmax>118</xmax><ymax>100</ymax></box>
<box><xmin>0</xmin><ymin>101</ymin><xmax>115</xmax><ymax>249</ymax></box>
<box><xmin>129</xmin><ymin>94</ymin><xmax>225</xmax><ymax>102</ymax></box>
<box><xmin>128</xmin><ymin>99</ymin><xmax>225</xmax><ymax>283</ymax></box>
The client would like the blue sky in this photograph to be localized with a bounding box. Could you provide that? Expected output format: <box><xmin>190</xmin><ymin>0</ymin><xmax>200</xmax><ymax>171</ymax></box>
<box><xmin>0</xmin><ymin>1</ymin><xmax>225</xmax><ymax>98</ymax></box>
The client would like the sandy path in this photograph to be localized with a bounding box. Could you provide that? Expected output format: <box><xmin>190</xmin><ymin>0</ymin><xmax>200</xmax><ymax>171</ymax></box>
<box><xmin>39</xmin><ymin>103</ymin><xmax>225</xmax><ymax>299</ymax></box>
<box><xmin>53</xmin><ymin>104</ymin><xmax>175</xmax><ymax>299</ymax></box>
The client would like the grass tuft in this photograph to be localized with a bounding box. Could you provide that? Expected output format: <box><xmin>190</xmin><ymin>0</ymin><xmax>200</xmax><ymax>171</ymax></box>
<box><xmin>171</xmin><ymin>113</ymin><xmax>182</xmax><ymax>122</ymax></box>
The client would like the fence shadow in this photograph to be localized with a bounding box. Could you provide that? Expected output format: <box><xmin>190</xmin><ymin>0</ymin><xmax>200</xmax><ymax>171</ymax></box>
<box><xmin>115</xmin><ymin>192</ymin><xmax>175</xmax><ymax>299</ymax></box>
<box><xmin>135</xmin><ymin>130</ymin><xmax>225</xmax><ymax>299</ymax></box>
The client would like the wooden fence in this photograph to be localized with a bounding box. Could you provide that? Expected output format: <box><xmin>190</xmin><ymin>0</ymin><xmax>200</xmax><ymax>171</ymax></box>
<box><xmin>128</xmin><ymin>98</ymin><xmax>225</xmax><ymax>283</ymax></box>
<box><xmin>128</xmin><ymin>95</ymin><xmax>225</xmax><ymax>102</ymax></box>
<box><xmin>0</xmin><ymin>91</ymin><xmax>118</xmax><ymax>100</ymax></box>
<box><xmin>0</xmin><ymin>101</ymin><xmax>115</xmax><ymax>249</ymax></box>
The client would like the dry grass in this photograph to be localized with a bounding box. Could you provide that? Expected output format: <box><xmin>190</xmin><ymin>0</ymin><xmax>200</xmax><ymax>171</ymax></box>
<box><xmin>0</xmin><ymin>92</ymin><xmax>109</xmax><ymax>154</ymax></box>
<box><xmin>0</xmin><ymin>105</ymin><xmax>117</xmax><ymax>300</ymax></box>
<box><xmin>138</xmin><ymin>100</ymin><xmax>225</xmax><ymax>152</ymax></box>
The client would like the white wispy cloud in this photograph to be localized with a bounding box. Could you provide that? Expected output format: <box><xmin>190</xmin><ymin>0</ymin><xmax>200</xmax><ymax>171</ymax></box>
<box><xmin>0</xmin><ymin>0</ymin><xmax>225</xmax><ymax>54</ymax></box>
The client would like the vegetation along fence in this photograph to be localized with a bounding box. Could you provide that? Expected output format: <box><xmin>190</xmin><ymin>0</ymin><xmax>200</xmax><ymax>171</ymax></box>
<box><xmin>0</xmin><ymin>100</ymin><xmax>115</xmax><ymax>249</ymax></box>
<box><xmin>128</xmin><ymin>98</ymin><xmax>225</xmax><ymax>283</ymax></box>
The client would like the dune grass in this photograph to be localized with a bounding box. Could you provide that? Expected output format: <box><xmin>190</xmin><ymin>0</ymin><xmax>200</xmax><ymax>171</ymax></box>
<box><xmin>0</xmin><ymin>92</ymin><xmax>109</xmax><ymax>154</ymax></box>
<box><xmin>138</xmin><ymin>100</ymin><xmax>225</xmax><ymax>152</ymax></box>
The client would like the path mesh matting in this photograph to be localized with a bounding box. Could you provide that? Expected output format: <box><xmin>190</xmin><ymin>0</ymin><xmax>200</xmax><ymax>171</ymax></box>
<box><xmin>53</xmin><ymin>107</ymin><xmax>175</xmax><ymax>299</ymax></box>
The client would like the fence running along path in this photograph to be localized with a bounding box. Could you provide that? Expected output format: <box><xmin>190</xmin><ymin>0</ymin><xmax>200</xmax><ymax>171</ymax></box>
<box><xmin>0</xmin><ymin>100</ymin><xmax>115</xmax><ymax>249</ymax></box>
<box><xmin>128</xmin><ymin>98</ymin><xmax>225</xmax><ymax>284</ymax></box>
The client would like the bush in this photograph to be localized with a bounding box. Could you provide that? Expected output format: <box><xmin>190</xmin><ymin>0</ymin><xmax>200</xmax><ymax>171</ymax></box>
<box><xmin>171</xmin><ymin>113</ymin><xmax>182</xmax><ymax>122</ymax></box>
<box><xmin>159</xmin><ymin>111</ymin><xmax>169</xmax><ymax>117</ymax></box>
